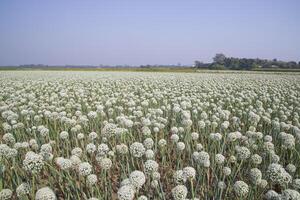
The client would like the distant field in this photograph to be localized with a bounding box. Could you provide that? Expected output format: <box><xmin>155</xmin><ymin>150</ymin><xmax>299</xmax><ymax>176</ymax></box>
<box><xmin>1</xmin><ymin>67</ymin><xmax>300</xmax><ymax>73</ymax></box>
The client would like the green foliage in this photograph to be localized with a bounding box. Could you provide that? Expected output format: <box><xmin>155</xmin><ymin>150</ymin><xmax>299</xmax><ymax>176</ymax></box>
<box><xmin>206</xmin><ymin>54</ymin><xmax>300</xmax><ymax>70</ymax></box>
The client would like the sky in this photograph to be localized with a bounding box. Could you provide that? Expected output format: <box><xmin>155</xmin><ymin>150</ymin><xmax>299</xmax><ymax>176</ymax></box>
<box><xmin>0</xmin><ymin>0</ymin><xmax>299</xmax><ymax>66</ymax></box>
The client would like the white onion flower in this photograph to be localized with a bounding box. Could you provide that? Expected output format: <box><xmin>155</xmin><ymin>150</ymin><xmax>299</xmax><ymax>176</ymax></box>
<box><xmin>130</xmin><ymin>142</ymin><xmax>145</xmax><ymax>158</ymax></box>
<box><xmin>233</xmin><ymin>181</ymin><xmax>249</xmax><ymax>197</ymax></box>
<box><xmin>78</xmin><ymin>162</ymin><xmax>92</xmax><ymax>176</ymax></box>
<box><xmin>117</xmin><ymin>184</ymin><xmax>135</xmax><ymax>200</ymax></box>
<box><xmin>99</xmin><ymin>157</ymin><xmax>112</xmax><ymax>170</ymax></box>
<box><xmin>144</xmin><ymin>160</ymin><xmax>159</xmax><ymax>174</ymax></box>
<box><xmin>0</xmin><ymin>189</ymin><xmax>13</xmax><ymax>200</ymax></box>
<box><xmin>87</xmin><ymin>174</ymin><xmax>98</xmax><ymax>186</ymax></box>
<box><xmin>171</xmin><ymin>185</ymin><xmax>188</xmax><ymax>200</ymax></box>
<box><xmin>23</xmin><ymin>151</ymin><xmax>44</xmax><ymax>174</ymax></box>
<box><xmin>129</xmin><ymin>170</ymin><xmax>146</xmax><ymax>189</ymax></box>
<box><xmin>35</xmin><ymin>187</ymin><xmax>56</xmax><ymax>200</ymax></box>
<box><xmin>16</xmin><ymin>182</ymin><xmax>30</xmax><ymax>197</ymax></box>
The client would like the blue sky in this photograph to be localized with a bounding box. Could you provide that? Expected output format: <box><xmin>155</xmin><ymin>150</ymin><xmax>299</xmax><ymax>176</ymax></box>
<box><xmin>0</xmin><ymin>0</ymin><xmax>299</xmax><ymax>65</ymax></box>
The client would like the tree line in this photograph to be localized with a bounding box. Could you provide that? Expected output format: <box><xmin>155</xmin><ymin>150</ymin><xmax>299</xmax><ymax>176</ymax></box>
<box><xmin>195</xmin><ymin>54</ymin><xmax>300</xmax><ymax>70</ymax></box>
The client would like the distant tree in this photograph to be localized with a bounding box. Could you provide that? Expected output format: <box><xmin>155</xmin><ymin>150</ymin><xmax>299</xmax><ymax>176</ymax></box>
<box><xmin>287</xmin><ymin>61</ymin><xmax>297</xmax><ymax>68</ymax></box>
<box><xmin>194</xmin><ymin>60</ymin><xmax>204</xmax><ymax>68</ymax></box>
<box><xmin>213</xmin><ymin>53</ymin><xmax>226</xmax><ymax>65</ymax></box>
<box><xmin>206</xmin><ymin>54</ymin><xmax>299</xmax><ymax>70</ymax></box>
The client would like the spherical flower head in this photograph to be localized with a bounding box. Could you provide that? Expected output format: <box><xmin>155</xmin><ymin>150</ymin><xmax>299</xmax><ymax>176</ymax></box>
<box><xmin>293</xmin><ymin>179</ymin><xmax>300</xmax><ymax>190</ymax></box>
<box><xmin>137</xmin><ymin>195</ymin><xmax>148</xmax><ymax>200</ymax></box>
<box><xmin>182</xmin><ymin>119</ymin><xmax>192</xmax><ymax>128</ymax></box>
<box><xmin>35</xmin><ymin>187</ymin><xmax>56</xmax><ymax>200</ymax></box>
<box><xmin>2</xmin><ymin>133</ymin><xmax>15</xmax><ymax>144</ymax></box>
<box><xmin>233</xmin><ymin>181</ymin><xmax>249</xmax><ymax>197</ymax></box>
<box><xmin>117</xmin><ymin>184</ymin><xmax>135</xmax><ymax>200</ymax></box>
<box><xmin>40</xmin><ymin>143</ymin><xmax>52</xmax><ymax>153</ymax></box>
<box><xmin>263</xmin><ymin>142</ymin><xmax>275</xmax><ymax>153</ymax></box>
<box><xmin>0</xmin><ymin>189</ymin><xmax>13</xmax><ymax>200</ymax></box>
<box><xmin>101</xmin><ymin>123</ymin><xmax>117</xmax><ymax>138</ymax></box>
<box><xmin>195</xmin><ymin>151</ymin><xmax>210</xmax><ymax>167</ymax></box>
<box><xmin>87</xmin><ymin>111</ymin><xmax>97</xmax><ymax>119</ymax></box>
<box><xmin>144</xmin><ymin>160</ymin><xmax>159</xmax><ymax>174</ymax></box>
<box><xmin>158</xmin><ymin>139</ymin><xmax>167</xmax><ymax>147</ymax></box>
<box><xmin>227</xmin><ymin>132</ymin><xmax>238</xmax><ymax>142</ymax></box>
<box><xmin>282</xmin><ymin>133</ymin><xmax>295</xmax><ymax>149</ymax></box>
<box><xmin>23</xmin><ymin>151</ymin><xmax>44</xmax><ymax>174</ymax></box>
<box><xmin>195</xmin><ymin>143</ymin><xmax>203</xmax><ymax>151</ymax></box>
<box><xmin>16</xmin><ymin>182</ymin><xmax>30</xmax><ymax>197</ymax></box>
<box><xmin>171</xmin><ymin>185</ymin><xmax>188</xmax><ymax>200</ymax></box>
<box><xmin>264</xmin><ymin>190</ymin><xmax>279</xmax><ymax>200</ymax></box>
<box><xmin>77</xmin><ymin>133</ymin><xmax>85</xmax><ymax>140</ymax></box>
<box><xmin>70</xmin><ymin>155</ymin><xmax>81</xmax><ymax>168</ymax></box>
<box><xmin>191</xmin><ymin>132</ymin><xmax>199</xmax><ymax>140</ymax></box>
<box><xmin>39</xmin><ymin>127</ymin><xmax>49</xmax><ymax>137</ymax></box>
<box><xmin>286</xmin><ymin>163</ymin><xmax>296</xmax><ymax>174</ymax></box>
<box><xmin>129</xmin><ymin>170</ymin><xmax>146</xmax><ymax>189</ymax></box>
<box><xmin>218</xmin><ymin>181</ymin><xmax>226</xmax><ymax>190</ymax></box>
<box><xmin>222</xmin><ymin>167</ymin><xmax>231</xmax><ymax>176</ymax></box>
<box><xmin>221</xmin><ymin>121</ymin><xmax>229</xmax><ymax>129</ymax></box>
<box><xmin>264</xmin><ymin>135</ymin><xmax>273</xmax><ymax>142</ymax></box>
<box><xmin>259</xmin><ymin>179</ymin><xmax>268</xmax><ymax>189</ymax></box>
<box><xmin>78</xmin><ymin>162</ymin><xmax>92</xmax><ymax>176</ymax></box>
<box><xmin>209</xmin><ymin>133</ymin><xmax>222</xmax><ymax>142</ymax></box>
<box><xmin>235</xmin><ymin>146</ymin><xmax>251</xmax><ymax>160</ymax></box>
<box><xmin>71</xmin><ymin>147</ymin><xmax>83</xmax><ymax>157</ymax></box>
<box><xmin>87</xmin><ymin>174</ymin><xmax>98</xmax><ymax>186</ymax></box>
<box><xmin>98</xmin><ymin>143</ymin><xmax>110</xmax><ymax>156</ymax></box>
<box><xmin>55</xmin><ymin>157</ymin><xmax>72</xmax><ymax>170</ymax></box>
<box><xmin>173</xmin><ymin>106</ymin><xmax>181</xmax><ymax>113</ymax></box>
<box><xmin>280</xmin><ymin>189</ymin><xmax>300</xmax><ymax>200</ymax></box>
<box><xmin>173</xmin><ymin>169</ymin><xmax>184</xmax><ymax>184</ymax></box>
<box><xmin>4</xmin><ymin>147</ymin><xmax>18</xmax><ymax>159</ymax></box>
<box><xmin>152</xmin><ymin>171</ymin><xmax>161</xmax><ymax>180</ymax></box>
<box><xmin>59</xmin><ymin>131</ymin><xmax>69</xmax><ymax>140</ymax></box>
<box><xmin>267</xmin><ymin>163</ymin><xmax>291</xmax><ymax>186</ymax></box>
<box><xmin>99</xmin><ymin>157</ymin><xmax>112</xmax><ymax>170</ymax></box>
<box><xmin>143</xmin><ymin>138</ymin><xmax>154</xmax><ymax>149</ymax></box>
<box><xmin>198</xmin><ymin>120</ymin><xmax>206</xmax><ymax>128</ymax></box>
<box><xmin>171</xmin><ymin>127</ymin><xmax>179</xmax><ymax>134</ymax></box>
<box><xmin>251</xmin><ymin>154</ymin><xmax>262</xmax><ymax>165</ymax></box>
<box><xmin>88</xmin><ymin>132</ymin><xmax>98</xmax><ymax>141</ymax></box>
<box><xmin>183</xmin><ymin>166</ymin><xmax>196</xmax><ymax>180</ymax></box>
<box><xmin>215</xmin><ymin>154</ymin><xmax>225</xmax><ymax>165</ymax></box>
<box><xmin>116</xmin><ymin>144</ymin><xmax>128</xmax><ymax>155</ymax></box>
<box><xmin>171</xmin><ymin>134</ymin><xmax>180</xmax><ymax>143</ymax></box>
<box><xmin>151</xmin><ymin>180</ymin><xmax>159</xmax><ymax>188</ymax></box>
<box><xmin>176</xmin><ymin>142</ymin><xmax>185</xmax><ymax>151</ymax></box>
<box><xmin>86</xmin><ymin>143</ymin><xmax>97</xmax><ymax>154</ymax></box>
<box><xmin>29</xmin><ymin>139</ymin><xmax>39</xmax><ymax>150</ymax></box>
<box><xmin>130</xmin><ymin>142</ymin><xmax>145</xmax><ymax>158</ymax></box>
<box><xmin>249</xmin><ymin>168</ymin><xmax>262</xmax><ymax>185</ymax></box>
<box><xmin>229</xmin><ymin>155</ymin><xmax>237</xmax><ymax>163</ymax></box>
<box><xmin>145</xmin><ymin>149</ymin><xmax>155</xmax><ymax>159</ymax></box>
<box><xmin>142</xmin><ymin>126</ymin><xmax>151</xmax><ymax>136</ymax></box>
<box><xmin>211</xmin><ymin>121</ymin><xmax>218</xmax><ymax>129</ymax></box>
